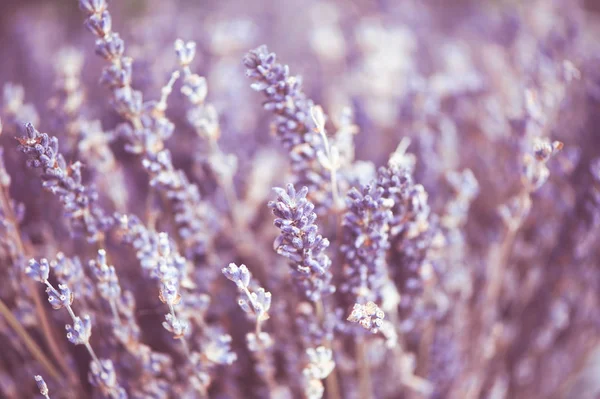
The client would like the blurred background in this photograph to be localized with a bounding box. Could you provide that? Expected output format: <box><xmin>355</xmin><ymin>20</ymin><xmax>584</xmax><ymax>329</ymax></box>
<box><xmin>1</xmin><ymin>0</ymin><xmax>600</xmax><ymax>398</ymax></box>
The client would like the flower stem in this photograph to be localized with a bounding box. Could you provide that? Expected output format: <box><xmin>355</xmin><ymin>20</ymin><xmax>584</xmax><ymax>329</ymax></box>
<box><xmin>0</xmin><ymin>298</ymin><xmax>60</xmax><ymax>381</ymax></box>
<box><xmin>0</xmin><ymin>187</ymin><xmax>75</xmax><ymax>386</ymax></box>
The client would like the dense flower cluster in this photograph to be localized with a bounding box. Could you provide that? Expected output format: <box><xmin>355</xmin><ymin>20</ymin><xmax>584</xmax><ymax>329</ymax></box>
<box><xmin>340</xmin><ymin>185</ymin><xmax>394</xmax><ymax>304</ymax></box>
<box><xmin>17</xmin><ymin>123</ymin><xmax>113</xmax><ymax>242</ymax></box>
<box><xmin>80</xmin><ymin>0</ymin><xmax>212</xmax><ymax>265</ymax></box>
<box><xmin>244</xmin><ymin>46</ymin><xmax>334</xmax><ymax>211</ymax></box>
<box><xmin>268</xmin><ymin>184</ymin><xmax>334</xmax><ymax>302</ymax></box>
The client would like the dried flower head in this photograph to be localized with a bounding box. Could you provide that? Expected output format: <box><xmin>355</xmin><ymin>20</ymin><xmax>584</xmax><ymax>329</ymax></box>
<box><xmin>347</xmin><ymin>301</ymin><xmax>385</xmax><ymax>333</ymax></box>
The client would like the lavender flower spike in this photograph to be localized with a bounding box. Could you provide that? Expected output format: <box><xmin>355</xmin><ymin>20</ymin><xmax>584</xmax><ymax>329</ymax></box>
<box><xmin>244</xmin><ymin>46</ymin><xmax>332</xmax><ymax>212</ymax></box>
<box><xmin>268</xmin><ymin>184</ymin><xmax>334</xmax><ymax>302</ymax></box>
<box><xmin>244</xmin><ymin>46</ymin><xmax>314</xmax><ymax>150</ymax></box>
<box><xmin>17</xmin><ymin>123</ymin><xmax>113</xmax><ymax>242</ymax></box>
<box><xmin>340</xmin><ymin>184</ymin><xmax>394</xmax><ymax>301</ymax></box>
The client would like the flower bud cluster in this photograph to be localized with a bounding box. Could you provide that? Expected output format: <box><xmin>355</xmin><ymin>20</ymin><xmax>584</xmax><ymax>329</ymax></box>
<box><xmin>17</xmin><ymin>124</ymin><xmax>113</xmax><ymax>242</ymax></box>
<box><xmin>347</xmin><ymin>301</ymin><xmax>385</xmax><ymax>333</ymax></box>
<box><xmin>80</xmin><ymin>0</ymin><xmax>210</xmax><ymax>264</ymax></box>
<box><xmin>268</xmin><ymin>184</ymin><xmax>334</xmax><ymax>302</ymax></box>
<box><xmin>116</xmin><ymin>214</ymin><xmax>190</xmax><ymax>340</ymax></box>
<box><xmin>245</xmin><ymin>46</ymin><xmax>333</xmax><ymax>211</ymax></box>
<box><xmin>26</xmin><ymin>255</ymin><xmax>127</xmax><ymax>398</ymax></box>
<box><xmin>222</xmin><ymin>263</ymin><xmax>272</xmax><ymax>338</ymax></box>
<box><xmin>340</xmin><ymin>184</ymin><xmax>394</xmax><ymax>302</ymax></box>
<box><xmin>302</xmin><ymin>346</ymin><xmax>335</xmax><ymax>399</ymax></box>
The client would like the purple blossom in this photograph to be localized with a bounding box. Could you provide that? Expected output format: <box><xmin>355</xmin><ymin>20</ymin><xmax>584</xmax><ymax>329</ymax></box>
<box><xmin>268</xmin><ymin>184</ymin><xmax>334</xmax><ymax>302</ymax></box>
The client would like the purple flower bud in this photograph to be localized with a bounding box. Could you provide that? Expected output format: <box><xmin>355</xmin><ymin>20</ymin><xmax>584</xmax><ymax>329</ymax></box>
<box><xmin>46</xmin><ymin>284</ymin><xmax>74</xmax><ymax>310</ymax></box>
<box><xmin>66</xmin><ymin>315</ymin><xmax>92</xmax><ymax>345</ymax></box>
<box><xmin>25</xmin><ymin>258</ymin><xmax>49</xmax><ymax>283</ymax></box>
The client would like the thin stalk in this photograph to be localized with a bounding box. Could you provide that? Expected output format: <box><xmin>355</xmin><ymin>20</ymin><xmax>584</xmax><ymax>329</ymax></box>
<box><xmin>108</xmin><ymin>301</ymin><xmax>120</xmax><ymax>324</ymax></box>
<box><xmin>241</xmin><ymin>285</ymin><xmax>264</xmax><ymax>336</ymax></box>
<box><xmin>156</xmin><ymin>71</ymin><xmax>180</xmax><ymax>112</ymax></box>
<box><xmin>221</xmin><ymin>172</ymin><xmax>240</xmax><ymax>228</ymax></box>
<box><xmin>239</xmin><ymin>283</ymin><xmax>281</xmax><ymax>394</ymax></box>
<box><xmin>315</xmin><ymin>300</ymin><xmax>342</xmax><ymax>399</ymax></box>
<box><xmin>317</xmin><ymin>117</ymin><xmax>341</xmax><ymax>210</ymax></box>
<box><xmin>0</xmin><ymin>298</ymin><xmax>59</xmax><ymax>381</ymax></box>
<box><xmin>356</xmin><ymin>335</ymin><xmax>373</xmax><ymax>399</ymax></box>
<box><xmin>417</xmin><ymin>274</ymin><xmax>438</xmax><ymax>378</ymax></box>
<box><xmin>0</xmin><ymin>187</ymin><xmax>74</xmax><ymax>384</ymax></box>
<box><xmin>310</xmin><ymin>105</ymin><xmax>344</xmax><ymax>399</ymax></box>
<box><xmin>474</xmin><ymin>191</ymin><xmax>528</xmax><ymax>399</ymax></box>
<box><xmin>168</xmin><ymin>304</ymin><xmax>191</xmax><ymax>355</ymax></box>
<box><xmin>484</xmin><ymin>223</ymin><xmax>519</xmax><ymax>318</ymax></box>
<box><xmin>417</xmin><ymin>319</ymin><xmax>435</xmax><ymax>378</ymax></box>
<box><xmin>84</xmin><ymin>342</ymin><xmax>101</xmax><ymax>366</ymax></box>
<box><xmin>145</xmin><ymin>188</ymin><xmax>159</xmax><ymax>231</ymax></box>
<box><xmin>325</xmin><ymin>342</ymin><xmax>342</xmax><ymax>399</ymax></box>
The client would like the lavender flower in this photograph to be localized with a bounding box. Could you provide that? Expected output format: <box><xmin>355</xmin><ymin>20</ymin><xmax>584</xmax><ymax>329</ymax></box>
<box><xmin>222</xmin><ymin>263</ymin><xmax>272</xmax><ymax>341</ymax></box>
<box><xmin>89</xmin><ymin>359</ymin><xmax>127</xmax><ymax>399</ymax></box>
<box><xmin>25</xmin><ymin>258</ymin><xmax>49</xmax><ymax>283</ymax></box>
<box><xmin>0</xmin><ymin>1</ymin><xmax>597</xmax><ymax>398</ymax></box>
<box><xmin>268</xmin><ymin>184</ymin><xmax>334</xmax><ymax>302</ymax></box>
<box><xmin>302</xmin><ymin>346</ymin><xmax>335</xmax><ymax>399</ymax></box>
<box><xmin>222</xmin><ymin>263</ymin><xmax>251</xmax><ymax>290</ymax></box>
<box><xmin>34</xmin><ymin>375</ymin><xmax>50</xmax><ymax>399</ymax></box>
<box><xmin>140</xmin><ymin>150</ymin><xmax>210</xmax><ymax>262</ymax></box>
<box><xmin>374</xmin><ymin>147</ymin><xmax>435</xmax><ymax>325</ymax></box>
<box><xmin>45</xmin><ymin>283</ymin><xmax>73</xmax><ymax>311</ymax></box>
<box><xmin>522</xmin><ymin>138</ymin><xmax>564</xmax><ymax>193</ymax></box>
<box><xmin>26</xmin><ymin>256</ymin><xmax>127</xmax><ymax>398</ymax></box>
<box><xmin>66</xmin><ymin>315</ymin><xmax>92</xmax><ymax>345</ymax></box>
<box><xmin>50</xmin><ymin>253</ymin><xmax>91</xmax><ymax>298</ymax></box>
<box><xmin>80</xmin><ymin>0</ymin><xmax>213</xmax><ymax>268</ymax></box>
<box><xmin>174</xmin><ymin>38</ymin><xmax>240</xmax><ymax>231</ymax></box>
<box><xmin>340</xmin><ymin>184</ymin><xmax>393</xmax><ymax>301</ymax></box>
<box><xmin>78</xmin><ymin>0</ymin><xmax>212</xmax><ymax>264</ymax></box>
<box><xmin>245</xmin><ymin>46</ymin><xmax>333</xmax><ymax>211</ymax></box>
<box><xmin>47</xmin><ymin>47</ymin><xmax>85</xmax><ymax>149</ymax></box>
<box><xmin>1</xmin><ymin>83</ymin><xmax>39</xmax><ymax>128</ymax></box>
<box><xmin>17</xmin><ymin>124</ymin><xmax>113</xmax><ymax>242</ymax></box>
<box><xmin>116</xmin><ymin>215</ymin><xmax>191</xmax><ymax>341</ymax></box>
<box><xmin>204</xmin><ymin>334</ymin><xmax>237</xmax><ymax>365</ymax></box>
<box><xmin>88</xmin><ymin>249</ymin><xmax>122</xmax><ymax>320</ymax></box>
<box><xmin>347</xmin><ymin>302</ymin><xmax>385</xmax><ymax>333</ymax></box>
<box><xmin>244</xmin><ymin>45</ymin><xmax>315</xmax><ymax>149</ymax></box>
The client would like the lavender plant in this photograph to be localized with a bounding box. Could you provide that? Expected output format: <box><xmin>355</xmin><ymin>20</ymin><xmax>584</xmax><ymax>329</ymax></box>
<box><xmin>268</xmin><ymin>183</ymin><xmax>334</xmax><ymax>303</ymax></box>
<box><xmin>26</xmin><ymin>257</ymin><xmax>127</xmax><ymax>398</ymax></box>
<box><xmin>17</xmin><ymin>123</ymin><xmax>113</xmax><ymax>243</ymax></box>
<box><xmin>244</xmin><ymin>46</ymin><xmax>336</xmax><ymax>212</ymax></box>
<box><xmin>0</xmin><ymin>0</ymin><xmax>599</xmax><ymax>398</ymax></box>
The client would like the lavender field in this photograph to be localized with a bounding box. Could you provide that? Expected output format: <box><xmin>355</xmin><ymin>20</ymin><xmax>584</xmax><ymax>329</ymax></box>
<box><xmin>1</xmin><ymin>0</ymin><xmax>600</xmax><ymax>398</ymax></box>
